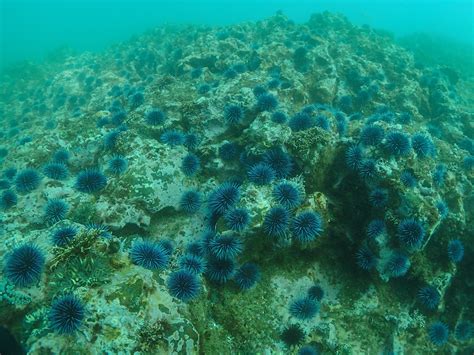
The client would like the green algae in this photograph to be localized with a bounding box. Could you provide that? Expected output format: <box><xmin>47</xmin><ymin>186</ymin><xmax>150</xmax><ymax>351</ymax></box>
<box><xmin>206</xmin><ymin>284</ymin><xmax>279</xmax><ymax>352</ymax></box>
<box><xmin>68</xmin><ymin>203</ymin><xmax>99</xmax><ymax>224</ymax></box>
<box><xmin>106</xmin><ymin>278</ymin><xmax>147</xmax><ymax>313</ymax></box>
<box><xmin>136</xmin><ymin>319</ymin><xmax>172</xmax><ymax>353</ymax></box>
<box><xmin>49</xmin><ymin>253</ymin><xmax>113</xmax><ymax>293</ymax></box>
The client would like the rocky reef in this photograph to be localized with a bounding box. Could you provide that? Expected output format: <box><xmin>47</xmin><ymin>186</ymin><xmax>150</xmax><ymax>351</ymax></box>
<box><xmin>0</xmin><ymin>11</ymin><xmax>473</xmax><ymax>354</ymax></box>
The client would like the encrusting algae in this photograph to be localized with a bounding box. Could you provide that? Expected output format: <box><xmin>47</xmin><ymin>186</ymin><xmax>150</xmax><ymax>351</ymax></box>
<box><xmin>0</xmin><ymin>11</ymin><xmax>473</xmax><ymax>354</ymax></box>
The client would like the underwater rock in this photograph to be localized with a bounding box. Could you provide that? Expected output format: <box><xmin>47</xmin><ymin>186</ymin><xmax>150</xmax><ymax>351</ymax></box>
<box><xmin>0</xmin><ymin>10</ymin><xmax>471</xmax><ymax>355</ymax></box>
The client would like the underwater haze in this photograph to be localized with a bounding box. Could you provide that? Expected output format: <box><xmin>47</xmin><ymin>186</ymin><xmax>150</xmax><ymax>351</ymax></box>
<box><xmin>1</xmin><ymin>0</ymin><xmax>473</xmax><ymax>69</ymax></box>
<box><xmin>0</xmin><ymin>0</ymin><xmax>473</xmax><ymax>354</ymax></box>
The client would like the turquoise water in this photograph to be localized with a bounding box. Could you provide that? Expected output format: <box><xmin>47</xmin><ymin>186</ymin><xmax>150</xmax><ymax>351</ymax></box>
<box><xmin>1</xmin><ymin>0</ymin><xmax>473</xmax><ymax>69</ymax></box>
<box><xmin>0</xmin><ymin>1</ymin><xmax>473</xmax><ymax>354</ymax></box>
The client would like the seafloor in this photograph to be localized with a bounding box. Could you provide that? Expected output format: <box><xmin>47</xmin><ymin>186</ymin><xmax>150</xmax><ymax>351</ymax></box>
<box><xmin>0</xmin><ymin>12</ymin><xmax>473</xmax><ymax>354</ymax></box>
